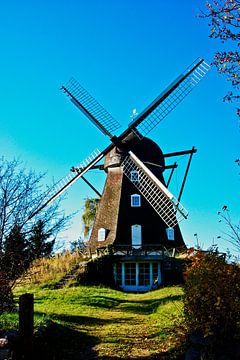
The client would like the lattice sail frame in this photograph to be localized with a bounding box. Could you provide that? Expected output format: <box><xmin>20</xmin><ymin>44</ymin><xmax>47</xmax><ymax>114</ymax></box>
<box><xmin>62</xmin><ymin>77</ymin><xmax>121</xmax><ymax>137</ymax></box>
<box><xmin>134</xmin><ymin>60</ymin><xmax>211</xmax><ymax>136</ymax></box>
<box><xmin>122</xmin><ymin>151</ymin><xmax>188</xmax><ymax>227</ymax></box>
<box><xmin>28</xmin><ymin>149</ymin><xmax>104</xmax><ymax>220</ymax></box>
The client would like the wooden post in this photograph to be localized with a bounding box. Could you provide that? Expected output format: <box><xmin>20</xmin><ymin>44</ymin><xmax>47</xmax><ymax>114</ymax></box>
<box><xmin>19</xmin><ymin>293</ymin><xmax>34</xmax><ymax>359</ymax></box>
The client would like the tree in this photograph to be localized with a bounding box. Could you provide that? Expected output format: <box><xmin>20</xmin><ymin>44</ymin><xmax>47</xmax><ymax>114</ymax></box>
<box><xmin>0</xmin><ymin>157</ymin><xmax>72</xmax><ymax>311</ymax></box>
<box><xmin>28</xmin><ymin>220</ymin><xmax>55</xmax><ymax>260</ymax></box>
<box><xmin>70</xmin><ymin>236</ymin><xmax>88</xmax><ymax>256</ymax></box>
<box><xmin>217</xmin><ymin>205</ymin><xmax>240</xmax><ymax>252</ymax></box>
<box><xmin>0</xmin><ymin>157</ymin><xmax>70</xmax><ymax>253</ymax></box>
<box><xmin>200</xmin><ymin>0</ymin><xmax>240</xmax><ymax>117</ymax></box>
<box><xmin>1</xmin><ymin>224</ymin><xmax>29</xmax><ymax>280</ymax></box>
<box><xmin>82</xmin><ymin>197</ymin><xmax>99</xmax><ymax>238</ymax></box>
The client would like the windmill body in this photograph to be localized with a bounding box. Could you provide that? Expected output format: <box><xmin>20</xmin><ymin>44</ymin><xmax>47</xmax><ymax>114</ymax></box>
<box><xmin>89</xmin><ymin>134</ymin><xmax>185</xmax><ymax>291</ymax></box>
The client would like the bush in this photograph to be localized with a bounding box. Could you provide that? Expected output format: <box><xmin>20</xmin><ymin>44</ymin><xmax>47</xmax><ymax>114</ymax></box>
<box><xmin>183</xmin><ymin>249</ymin><xmax>240</xmax><ymax>341</ymax></box>
<box><xmin>0</xmin><ymin>272</ymin><xmax>15</xmax><ymax>312</ymax></box>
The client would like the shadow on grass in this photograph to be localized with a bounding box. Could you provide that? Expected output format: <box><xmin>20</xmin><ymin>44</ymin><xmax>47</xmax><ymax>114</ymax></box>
<box><xmin>33</xmin><ymin>321</ymin><xmax>99</xmax><ymax>360</ymax></box>
<box><xmin>119</xmin><ymin>295</ymin><xmax>183</xmax><ymax>315</ymax></box>
<box><xmin>80</xmin><ymin>294</ymin><xmax>183</xmax><ymax>315</ymax></box>
<box><xmin>79</xmin><ymin>295</ymin><xmax>123</xmax><ymax>309</ymax></box>
<box><xmin>35</xmin><ymin>311</ymin><xmax>135</xmax><ymax>327</ymax></box>
<box><xmin>33</xmin><ymin>320</ymin><xmax>185</xmax><ymax>360</ymax></box>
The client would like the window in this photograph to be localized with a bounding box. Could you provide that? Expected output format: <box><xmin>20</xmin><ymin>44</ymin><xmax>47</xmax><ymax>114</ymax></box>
<box><xmin>98</xmin><ymin>228</ymin><xmax>106</xmax><ymax>241</ymax></box>
<box><xmin>131</xmin><ymin>224</ymin><xmax>142</xmax><ymax>248</ymax></box>
<box><xmin>125</xmin><ymin>263</ymin><xmax>136</xmax><ymax>285</ymax></box>
<box><xmin>139</xmin><ymin>263</ymin><xmax>150</xmax><ymax>286</ymax></box>
<box><xmin>166</xmin><ymin>227</ymin><xmax>175</xmax><ymax>241</ymax></box>
<box><xmin>131</xmin><ymin>194</ymin><xmax>141</xmax><ymax>207</ymax></box>
<box><xmin>130</xmin><ymin>170</ymin><xmax>139</xmax><ymax>183</ymax></box>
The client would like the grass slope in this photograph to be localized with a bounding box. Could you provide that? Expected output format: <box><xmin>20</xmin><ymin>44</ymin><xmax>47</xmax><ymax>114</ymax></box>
<box><xmin>10</xmin><ymin>284</ymin><xmax>185</xmax><ymax>359</ymax></box>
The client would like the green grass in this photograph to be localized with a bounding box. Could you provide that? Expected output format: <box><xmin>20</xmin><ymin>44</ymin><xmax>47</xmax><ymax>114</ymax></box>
<box><xmin>9</xmin><ymin>284</ymin><xmax>185</xmax><ymax>359</ymax></box>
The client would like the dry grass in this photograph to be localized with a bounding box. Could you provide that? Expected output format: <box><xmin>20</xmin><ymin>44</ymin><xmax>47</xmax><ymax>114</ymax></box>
<box><xmin>18</xmin><ymin>250</ymin><xmax>86</xmax><ymax>286</ymax></box>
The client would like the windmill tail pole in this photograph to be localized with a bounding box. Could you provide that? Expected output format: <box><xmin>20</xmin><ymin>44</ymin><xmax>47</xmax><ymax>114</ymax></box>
<box><xmin>81</xmin><ymin>176</ymin><xmax>102</xmax><ymax>197</ymax></box>
<box><xmin>178</xmin><ymin>146</ymin><xmax>197</xmax><ymax>203</ymax></box>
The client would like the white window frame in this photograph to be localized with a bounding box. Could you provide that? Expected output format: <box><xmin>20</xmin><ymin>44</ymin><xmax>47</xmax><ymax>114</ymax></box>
<box><xmin>98</xmin><ymin>227</ymin><xmax>106</xmax><ymax>241</ymax></box>
<box><xmin>131</xmin><ymin>194</ymin><xmax>141</xmax><ymax>207</ymax></box>
<box><xmin>131</xmin><ymin>224</ymin><xmax>142</xmax><ymax>248</ymax></box>
<box><xmin>130</xmin><ymin>170</ymin><xmax>139</xmax><ymax>183</ymax></box>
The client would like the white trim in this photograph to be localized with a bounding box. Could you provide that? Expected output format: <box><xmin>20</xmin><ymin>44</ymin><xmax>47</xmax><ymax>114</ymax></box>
<box><xmin>98</xmin><ymin>227</ymin><xmax>106</xmax><ymax>241</ymax></box>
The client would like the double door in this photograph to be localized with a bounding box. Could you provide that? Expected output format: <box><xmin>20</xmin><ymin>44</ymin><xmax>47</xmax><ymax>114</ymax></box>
<box><xmin>115</xmin><ymin>261</ymin><xmax>161</xmax><ymax>292</ymax></box>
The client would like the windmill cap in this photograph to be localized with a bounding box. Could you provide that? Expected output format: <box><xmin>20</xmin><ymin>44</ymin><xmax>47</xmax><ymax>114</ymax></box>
<box><xmin>104</xmin><ymin>135</ymin><xmax>165</xmax><ymax>174</ymax></box>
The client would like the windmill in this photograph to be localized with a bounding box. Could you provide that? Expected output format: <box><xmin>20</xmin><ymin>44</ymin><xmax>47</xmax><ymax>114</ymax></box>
<box><xmin>30</xmin><ymin>58</ymin><xmax>210</xmax><ymax>291</ymax></box>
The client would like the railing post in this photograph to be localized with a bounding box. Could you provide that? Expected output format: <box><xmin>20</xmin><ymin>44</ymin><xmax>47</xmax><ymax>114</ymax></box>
<box><xmin>19</xmin><ymin>293</ymin><xmax>34</xmax><ymax>359</ymax></box>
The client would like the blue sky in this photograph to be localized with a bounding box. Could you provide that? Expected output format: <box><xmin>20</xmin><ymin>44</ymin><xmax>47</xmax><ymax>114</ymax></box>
<box><xmin>0</xmin><ymin>0</ymin><xmax>239</xmax><ymax>252</ymax></box>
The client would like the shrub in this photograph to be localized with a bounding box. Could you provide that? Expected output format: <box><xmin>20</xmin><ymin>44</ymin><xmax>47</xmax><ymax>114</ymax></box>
<box><xmin>183</xmin><ymin>249</ymin><xmax>240</xmax><ymax>340</ymax></box>
<box><xmin>0</xmin><ymin>272</ymin><xmax>15</xmax><ymax>312</ymax></box>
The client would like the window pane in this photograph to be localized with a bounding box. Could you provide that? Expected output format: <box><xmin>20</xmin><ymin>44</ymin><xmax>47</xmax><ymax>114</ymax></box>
<box><xmin>98</xmin><ymin>228</ymin><xmax>106</xmax><ymax>241</ymax></box>
<box><xmin>131</xmin><ymin>194</ymin><xmax>141</xmax><ymax>207</ymax></box>
<box><xmin>130</xmin><ymin>171</ymin><xmax>139</xmax><ymax>183</ymax></box>
<box><xmin>166</xmin><ymin>227</ymin><xmax>175</xmax><ymax>240</ymax></box>
<box><xmin>131</xmin><ymin>225</ymin><xmax>142</xmax><ymax>248</ymax></box>
<box><xmin>125</xmin><ymin>263</ymin><xmax>136</xmax><ymax>285</ymax></box>
<box><xmin>139</xmin><ymin>263</ymin><xmax>150</xmax><ymax>286</ymax></box>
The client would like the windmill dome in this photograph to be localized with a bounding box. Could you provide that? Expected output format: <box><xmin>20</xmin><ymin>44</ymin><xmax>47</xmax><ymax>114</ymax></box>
<box><xmin>104</xmin><ymin>133</ymin><xmax>165</xmax><ymax>176</ymax></box>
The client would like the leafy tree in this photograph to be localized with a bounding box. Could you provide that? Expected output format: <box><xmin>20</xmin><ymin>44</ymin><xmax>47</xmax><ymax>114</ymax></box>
<box><xmin>28</xmin><ymin>220</ymin><xmax>55</xmax><ymax>260</ymax></box>
<box><xmin>82</xmin><ymin>197</ymin><xmax>99</xmax><ymax>238</ymax></box>
<box><xmin>200</xmin><ymin>0</ymin><xmax>240</xmax><ymax>117</ymax></box>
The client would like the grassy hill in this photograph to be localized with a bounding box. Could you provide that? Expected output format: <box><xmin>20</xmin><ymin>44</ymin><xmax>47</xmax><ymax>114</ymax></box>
<box><xmin>1</xmin><ymin>253</ymin><xmax>186</xmax><ymax>359</ymax></box>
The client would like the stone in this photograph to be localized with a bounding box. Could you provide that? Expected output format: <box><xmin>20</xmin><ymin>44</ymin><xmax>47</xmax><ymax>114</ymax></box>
<box><xmin>0</xmin><ymin>339</ymin><xmax>8</xmax><ymax>349</ymax></box>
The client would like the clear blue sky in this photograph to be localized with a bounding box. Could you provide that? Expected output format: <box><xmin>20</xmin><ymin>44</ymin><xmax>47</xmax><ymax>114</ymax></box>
<box><xmin>0</xmin><ymin>0</ymin><xmax>239</xmax><ymax>252</ymax></box>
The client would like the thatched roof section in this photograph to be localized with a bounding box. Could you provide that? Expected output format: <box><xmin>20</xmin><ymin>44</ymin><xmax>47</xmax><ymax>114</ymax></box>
<box><xmin>88</xmin><ymin>167</ymin><xmax>123</xmax><ymax>252</ymax></box>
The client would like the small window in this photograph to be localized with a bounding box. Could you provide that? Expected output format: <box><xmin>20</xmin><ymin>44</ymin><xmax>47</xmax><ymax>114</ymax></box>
<box><xmin>98</xmin><ymin>228</ymin><xmax>106</xmax><ymax>241</ymax></box>
<box><xmin>131</xmin><ymin>224</ymin><xmax>142</xmax><ymax>248</ymax></box>
<box><xmin>166</xmin><ymin>227</ymin><xmax>175</xmax><ymax>241</ymax></box>
<box><xmin>130</xmin><ymin>170</ymin><xmax>139</xmax><ymax>183</ymax></box>
<box><xmin>131</xmin><ymin>194</ymin><xmax>141</xmax><ymax>207</ymax></box>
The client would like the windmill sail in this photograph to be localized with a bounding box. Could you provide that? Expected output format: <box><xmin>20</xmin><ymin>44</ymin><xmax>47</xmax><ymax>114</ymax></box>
<box><xmin>128</xmin><ymin>59</ymin><xmax>210</xmax><ymax>137</ymax></box>
<box><xmin>29</xmin><ymin>57</ymin><xmax>210</xmax><ymax>221</ymax></box>
<box><xmin>28</xmin><ymin>149</ymin><xmax>104</xmax><ymax>220</ymax></box>
<box><xmin>61</xmin><ymin>78</ymin><xmax>121</xmax><ymax>137</ymax></box>
<box><xmin>122</xmin><ymin>151</ymin><xmax>188</xmax><ymax>227</ymax></box>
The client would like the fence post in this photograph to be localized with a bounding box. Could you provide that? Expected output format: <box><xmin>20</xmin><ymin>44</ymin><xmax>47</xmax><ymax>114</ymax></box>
<box><xmin>19</xmin><ymin>293</ymin><xmax>34</xmax><ymax>359</ymax></box>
